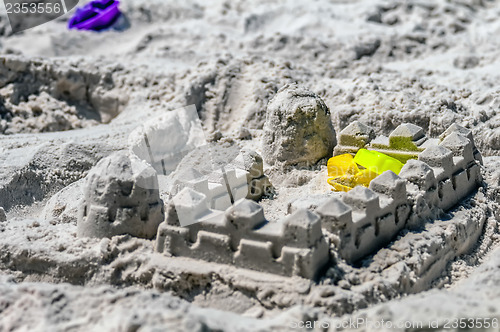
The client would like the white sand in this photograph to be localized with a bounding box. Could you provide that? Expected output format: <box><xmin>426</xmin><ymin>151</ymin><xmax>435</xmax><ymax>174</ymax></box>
<box><xmin>0</xmin><ymin>0</ymin><xmax>500</xmax><ymax>330</ymax></box>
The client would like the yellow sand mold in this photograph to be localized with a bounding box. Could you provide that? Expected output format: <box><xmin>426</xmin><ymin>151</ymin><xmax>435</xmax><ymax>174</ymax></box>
<box><xmin>327</xmin><ymin>150</ymin><xmax>404</xmax><ymax>192</ymax></box>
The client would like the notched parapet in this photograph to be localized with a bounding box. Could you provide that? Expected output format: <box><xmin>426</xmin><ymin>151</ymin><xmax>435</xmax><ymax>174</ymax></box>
<box><xmin>334</xmin><ymin>122</ymin><xmax>428</xmax><ymax>163</ymax></box>
<box><xmin>369</xmin><ymin>123</ymin><xmax>427</xmax><ymax>162</ymax></box>
<box><xmin>155</xmin><ymin>197</ymin><xmax>330</xmax><ymax>279</ymax></box>
<box><xmin>317</xmin><ymin>179</ymin><xmax>409</xmax><ymax>263</ymax></box>
<box><xmin>439</xmin><ymin>123</ymin><xmax>482</xmax><ymax>163</ymax></box>
<box><xmin>167</xmin><ymin>151</ymin><xmax>272</xmax><ymax>212</ymax></box>
<box><xmin>399</xmin><ymin>160</ymin><xmax>437</xmax><ymax>192</ymax></box>
<box><xmin>418</xmin><ymin>146</ymin><xmax>454</xmax><ymax>182</ymax></box>
<box><xmin>320</xmin><ymin>122</ymin><xmax>483</xmax><ymax>263</ymax></box>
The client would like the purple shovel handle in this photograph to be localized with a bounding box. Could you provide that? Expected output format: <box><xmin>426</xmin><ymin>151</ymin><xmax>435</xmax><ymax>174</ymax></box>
<box><xmin>68</xmin><ymin>0</ymin><xmax>121</xmax><ymax>31</ymax></box>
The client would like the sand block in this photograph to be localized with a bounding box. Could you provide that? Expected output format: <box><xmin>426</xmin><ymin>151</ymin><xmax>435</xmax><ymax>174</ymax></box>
<box><xmin>419</xmin><ymin>145</ymin><xmax>454</xmax><ymax>169</ymax></box>
<box><xmin>155</xmin><ymin>224</ymin><xmax>190</xmax><ymax>255</ymax></box>
<box><xmin>334</xmin><ymin>121</ymin><xmax>375</xmax><ymax>156</ymax></box>
<box><xmin>439</xmin><ymin>132</ymin><xmax>474</xmax><ymax>165</ymax></box>
<box><xmin>369</xmin><ymin>171</ymin><xmax>406</xmax><ymax>205</ymax></box>
<box><xmin>173</xmin><ymin>187</ymin><xmax>211</xmax><ymax>227</ymax></box>
<box><xmin>399</xmin><ymin>159</ymin><xmax>437</xmax><ymax>192</ymax></box>
<box><xmin>316</xmin><ymin>198</ymin><xmax>353</xmax><ymax>233</ymax></box>
<box><xmin>288</xmin><ymin>244</ymin><xmax>330</xmax><ymax>280</ymax></box>
<box><xmin>234</xmin><ymin>239</ymin><xmax>277</xmax><ymax>273</ymax></box>
<box><xmin>418</xmin><ymin>145</ymin><xmax>454</xmax><ymax>182</ymax></box>
<box><xmin>338</xmin><ymin>121</ymin><xmax>375</xmax><ymax>148</ymax></box>
<box><xmin>191</xmin><ymin>231</ymin><xmax>233</xmax><ymax>264</ymax></box>
<box><xmin>389</xmin><ymin>123</ymin><xmax>426</xmax><ymax>150</ymax></box>
<box><xmin>283</xmin><ymin>209</ymin><xmax>323</xmax><ymax>247</ymax></box>
<box><xmin>342</xmin><ymin>186</ymin><xmax>380</xmax><ymax>212</ymax></box>
<box><xmin>225</xmin><ymin>199</ymin><xmax>266</xmax><ymax>233</ymax></box>
<box><xmin>440</xmin><ymin>123</ymin><xmax>473</xmax><ymax>143</ymax></box>
<box><xmin>440</xmin><ymin>123</ymin><xmax>483</xmax><ymax>164</ymax></box>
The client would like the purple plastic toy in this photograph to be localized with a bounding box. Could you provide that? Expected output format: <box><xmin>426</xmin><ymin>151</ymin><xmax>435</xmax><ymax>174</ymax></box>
<box><xmin>68</xmin><ymin>0</ymin><xmax>121</xmax><ymax>31</ymax></box>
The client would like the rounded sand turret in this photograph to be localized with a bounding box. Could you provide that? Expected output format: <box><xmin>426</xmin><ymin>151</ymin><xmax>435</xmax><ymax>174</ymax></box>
<box><xmin>262</xmin><ymin>84</ymin><xmax>336</xmax><ymax>167</ymax></box>
<box><xmin>78</xmin><ymin>151</ymin><xmax>164</xmax><ymax>239</ymax></box>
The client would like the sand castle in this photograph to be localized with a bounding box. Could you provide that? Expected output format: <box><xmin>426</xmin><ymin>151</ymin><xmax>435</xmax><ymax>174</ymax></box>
<box><xmin>76</xmin><ymin>90</ymin><xmax>482</xmax><ymax>278</ymax></box>
<box><xmin>152</xmin><ymin>121</ymin><xmax>483</xmax><ymax>275</ymax></box>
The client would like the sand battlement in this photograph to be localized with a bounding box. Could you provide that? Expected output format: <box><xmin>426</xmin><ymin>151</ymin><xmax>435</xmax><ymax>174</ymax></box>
<box><xmin>155</xmin><ymin>122</ymin><xmax>483</xmax><ymax>272</ymax></box>
<box><xmin>155</xmin><ymin>196</ymin><xmax>330</xmax><ymax>279</ymax></box>
<box><xmin>319</xmin><ymin>122</ymin><xmax>482</xmax><ymax>263</ymax></box>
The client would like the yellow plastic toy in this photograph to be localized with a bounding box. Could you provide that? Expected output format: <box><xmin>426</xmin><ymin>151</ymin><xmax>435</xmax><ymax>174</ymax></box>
<box><xmin>327</xmin><ymin>154</ymin><xmax>358</xmax><ymax>177</ymax></box>
<box><xmin>353</xmin><ymin>149</ymin><xmax>404</xmax><ymax>175</ymax></box>
<box><xmin>327</xmin><ymin>154</ymin><xmax>378</xmax><ymax>192</ymax></box>
<box><xmin>327</xmin><ymin>150</ymin><xmax>404</xmax><ymax>192</ymax></box>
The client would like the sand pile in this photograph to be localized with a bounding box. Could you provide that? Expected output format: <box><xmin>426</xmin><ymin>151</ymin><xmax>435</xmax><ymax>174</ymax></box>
<box><xmin>0</xmin><ymin>56</ymin><xmax>127</xmax><ymax>134</ymax></box>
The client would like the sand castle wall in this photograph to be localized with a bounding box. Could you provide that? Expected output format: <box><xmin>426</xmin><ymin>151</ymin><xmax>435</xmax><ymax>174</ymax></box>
<box><xmin>147</xmin><ymin>121</ymin><xmax>482</xmax><ymax>273</ymax></box>
<box><xmin>319</xmin><ymin>122</ymin><xmax>483</xmax><ymax>263</ymax></box>
<box><xmin>155</xmin><ymin>194</ymin><xmax>330</xmax><ymax>279</ymax></box>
